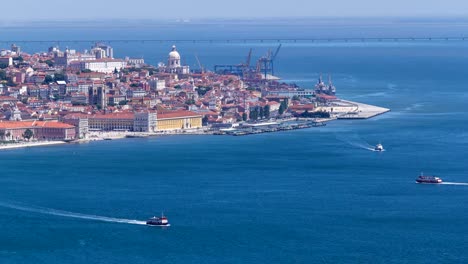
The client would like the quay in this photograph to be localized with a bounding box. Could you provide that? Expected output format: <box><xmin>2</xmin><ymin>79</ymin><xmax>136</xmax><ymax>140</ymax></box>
<box><xmin>216</xmin><ymin>121</ymin><xmax>326</xmax><ymax>136</ymax></box>
<box><xmin>314</xmin><ymin>99</ymin><xmax>390</xmax><ymax>120</ymax></box>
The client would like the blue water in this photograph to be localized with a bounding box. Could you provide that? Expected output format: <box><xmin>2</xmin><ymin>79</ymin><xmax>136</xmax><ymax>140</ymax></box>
<box><xmin>1</xmin><ymin>21</ymin><xmax>468</xmax><ymax>263</ymax></box>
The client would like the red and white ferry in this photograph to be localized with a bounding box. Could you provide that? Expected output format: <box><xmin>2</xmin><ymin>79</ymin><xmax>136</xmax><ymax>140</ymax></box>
<box><xmin>146</xmin><ymin>214</ymin><xmax>170</xmax><ymax>226</ymax></box>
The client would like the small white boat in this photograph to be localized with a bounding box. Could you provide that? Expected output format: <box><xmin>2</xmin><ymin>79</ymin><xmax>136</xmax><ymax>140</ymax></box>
<box><xmin>374</xmin><ymin>143</ymin><xmax>384</xmax><ymax>151</ymax></box>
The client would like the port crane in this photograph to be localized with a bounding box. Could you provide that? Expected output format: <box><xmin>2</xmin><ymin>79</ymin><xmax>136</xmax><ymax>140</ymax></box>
<box><xmin>256</xmin><ymin>44</ymin><xmax>281</xmax><ymax>81</ymax></box>
<box><xmin>214</xmin><ymin>48</ymin><xmax>253</xmax><ymax>76</ymax></box>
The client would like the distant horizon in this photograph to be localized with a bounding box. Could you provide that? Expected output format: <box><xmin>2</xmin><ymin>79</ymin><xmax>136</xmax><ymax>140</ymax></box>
<box><xmin>2</xmin><ymin>16</ymin><xmax>468</xmax><ymax>26</ymax></box>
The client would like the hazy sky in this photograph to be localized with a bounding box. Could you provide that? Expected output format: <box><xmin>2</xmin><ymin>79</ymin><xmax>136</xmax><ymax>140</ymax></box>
<box><xmin>2</xmin><ymin>0</ymin><xmax>467</xmax><ymax>20</ymax></box>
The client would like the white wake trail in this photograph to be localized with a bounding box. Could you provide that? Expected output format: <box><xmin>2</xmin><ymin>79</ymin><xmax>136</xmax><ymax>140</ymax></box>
<box><xmin>0</xmin><ymin>202</ymin><xmax>147</xmax><ymax>225</ymax></box>
<box><xmin>335</xmin><ymin>134</ymin><xmax>376</xmax><ymax>152</ymax></box>
<box><xmin>440</xmin><ymin>182</ymin><xmax>468</xmax><ymax>186</ymax></box>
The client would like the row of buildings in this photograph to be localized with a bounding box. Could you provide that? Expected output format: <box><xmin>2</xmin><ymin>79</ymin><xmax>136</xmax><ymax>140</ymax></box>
<box><xmin>0</xmin><ymin>109</ymin><xmax>203</xmax><ymax>141</ymax></box>
<box><xmin>1</xmin><ymin>43</ymin><xmax>339</xmax><ymax>143</ymax></box>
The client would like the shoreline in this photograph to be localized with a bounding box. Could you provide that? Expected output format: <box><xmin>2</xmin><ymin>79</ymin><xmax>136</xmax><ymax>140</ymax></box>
<box><xmin>0</xmin><ymin>99</ymin><xmax>390</xmax><ymax>150</ymax></box>
<box><xmin>0</xmin><ymin>141</ymin><xmax>67</xmax><ymax>150</ymax></box>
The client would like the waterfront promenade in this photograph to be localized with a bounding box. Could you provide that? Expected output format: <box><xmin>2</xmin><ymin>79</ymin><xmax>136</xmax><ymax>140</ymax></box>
<box><xmin>0</xmin><ymin>141</ymin><xmax>66</xmax><ymax>150</ymax></box>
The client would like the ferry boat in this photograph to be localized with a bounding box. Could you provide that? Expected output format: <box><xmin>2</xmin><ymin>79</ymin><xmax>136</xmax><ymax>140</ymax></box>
<box><xmin>374</xmin><ymin>143</ymin><xmax>384</xmax><ymax>151</ymax></box>
<box><xmin>416</xmin><ymin>173</ymin><xmax>443</xmax><ymax>184</ymax></box>
<box><xmin>146</xmin><ymin>214</ymin><xmax>170</xmax><ymax>226</ymax></box>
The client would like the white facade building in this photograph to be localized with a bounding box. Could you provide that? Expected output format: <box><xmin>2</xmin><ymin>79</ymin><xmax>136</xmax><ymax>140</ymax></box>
<box><xmin>70</xmin><ymin>59</ymin><xmax>127</xmax><ymax>73</ymax></box>
<box><xmin>159</xmin><ymin>45</ymin><xmax>190</xmax><ymax>75</ymax></box>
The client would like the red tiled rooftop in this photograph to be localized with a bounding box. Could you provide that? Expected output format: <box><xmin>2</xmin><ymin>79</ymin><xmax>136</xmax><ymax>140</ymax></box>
<box><xmin>0</xmin><ymin>121</ymin><xmax>74</xmax><ymax>129</ymax></box>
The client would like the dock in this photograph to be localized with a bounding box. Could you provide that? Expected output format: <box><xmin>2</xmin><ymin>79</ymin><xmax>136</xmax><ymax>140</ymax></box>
<box><xmin>336</xmin><ymin>100</ymin><xmax>390</xmax><ymax>119</ymax></box>
<box><xmin>315</xmin><ymin>99</ymin><xmax>390</xmax><ymax>120</ymax></box>
<box><xmin>216</xmin><ymin>122</ymin><xmax>326</xmax><ymax>136</ymax></box>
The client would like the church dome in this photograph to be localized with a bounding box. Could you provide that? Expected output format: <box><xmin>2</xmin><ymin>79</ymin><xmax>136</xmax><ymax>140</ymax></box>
<box><xmin>168</xmin><ymin>45</ymin><xmax>181</xmax><ymax>60</ymax></box>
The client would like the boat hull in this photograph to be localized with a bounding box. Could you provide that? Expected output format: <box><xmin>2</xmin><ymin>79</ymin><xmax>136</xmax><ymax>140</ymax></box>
<box><xmin>416</xmin><ymin>180</ymin><xmax>442</xmax><ymax>184</ymax></box>
<box><xmin>146</xmin><ymin>223</ymin><xmax>171</xmax><ymax>227</ymax></box>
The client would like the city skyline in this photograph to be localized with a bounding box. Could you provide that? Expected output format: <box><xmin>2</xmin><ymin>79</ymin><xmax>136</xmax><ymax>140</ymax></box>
<box><xmin>0</xmin><ymin>0</ymin><xmax>467</xmax><ymax>21</ymax></box>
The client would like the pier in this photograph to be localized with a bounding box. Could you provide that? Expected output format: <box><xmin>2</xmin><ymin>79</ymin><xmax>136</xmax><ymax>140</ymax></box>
<box><xmin>336</xmin><ymin>100</ymin><xmax>391</xmax><ymax>119</ymax></box>
<box><xmin>216</xmin><ymin>122</ymin><xmax>326</xmax><ymax>136</ymax></box>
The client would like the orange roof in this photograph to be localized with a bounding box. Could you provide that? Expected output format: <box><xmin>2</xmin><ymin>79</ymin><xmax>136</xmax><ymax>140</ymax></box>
<box><xmin>92</xmin><ymin>113</ymin><xmax>135</xmax><ymax>120</ymax></box>
<box><xmin>0</xmin><ymin>96</ymin><xmax>18</xmax><ymax>101</ymax></box>
<box><xmin>157</xmin><ymin>110</ymin><xmax>202</xmax><ymax>120</ymax></box>
<box><xmin>0</xmin><ymin>121</ymin><xmax>74</xmax><ymax>129</ymax></box>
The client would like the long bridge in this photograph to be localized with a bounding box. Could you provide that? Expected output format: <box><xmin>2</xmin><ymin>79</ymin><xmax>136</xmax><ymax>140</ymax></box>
<box><xmin>0</xmin><ymin>37</ymin><xmax>467</xmax><ymax>45</ymax></box>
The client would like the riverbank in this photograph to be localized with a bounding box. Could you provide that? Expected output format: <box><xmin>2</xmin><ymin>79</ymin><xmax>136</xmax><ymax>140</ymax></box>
<box><xmin>0</xmin><ymin>141</ymin><xmax>67</xmax><ymax>150</ymax></box>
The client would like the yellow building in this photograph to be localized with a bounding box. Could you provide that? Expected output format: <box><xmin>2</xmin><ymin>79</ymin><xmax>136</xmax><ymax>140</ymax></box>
<box><xmin>157</xmin><ymin>111</ymin><xmax>203</xmax><ymax>131</ymax></box>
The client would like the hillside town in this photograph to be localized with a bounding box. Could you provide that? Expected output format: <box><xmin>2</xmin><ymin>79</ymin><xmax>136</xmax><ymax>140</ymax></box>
<box><xmin>0</xmin><ymin>43</ymin><xmax>388</xmax><ymax>145</ymax></box>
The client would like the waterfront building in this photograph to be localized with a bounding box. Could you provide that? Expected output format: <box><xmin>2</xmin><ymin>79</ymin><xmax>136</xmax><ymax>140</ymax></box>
<box><xmin>134</xmin><ymin>111</ymin><xmax>157</xmax><ymax>132</ymax></box>
<box><xmin>157</xmin><ymin>110</ymin><xmax>202</xmax><ymax>131</ymax></box>
<box><xmin>88</xmin><ymin>113</ymin><xmax>135</xmax><ymax>131</ymax></box>
<box><xmin>264</xmin><ymin>89</ymin><xmax>314</xmax><ymax>98</ymax></box>
<box><xmin>62</xmin><ymin>115</ymin><xmax>89</xmax><ymax>139</ymax></box>
<box><xmin>0</xmin><ymin>120</ymin><xmax>76</xmax><ymax>141</ymax></box>
<box><xmin>63</xmin><ymin>110</ymin><xmax>201</xmax><ymax>132</ymax></box>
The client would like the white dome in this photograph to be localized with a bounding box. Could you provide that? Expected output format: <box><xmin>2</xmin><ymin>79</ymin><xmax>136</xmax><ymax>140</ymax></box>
<box><xmin>168</xmin><ymin>45</ymin><xmax>181</xmax><ymax>60</ymax></box>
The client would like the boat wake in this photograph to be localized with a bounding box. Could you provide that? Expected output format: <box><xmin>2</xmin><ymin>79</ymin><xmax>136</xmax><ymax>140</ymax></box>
<box><xmin>0</xmin><ymin>202</ymin><xmax>147</xmax><ymax>225</ymax></box>
<box><xmin>335</xmin><ymin>134</ymin><xmax>378</xmax><ymax>152</ymax></box>
<box><xmin>440</xmin><ymin>182</ymin><xmax>468</xmax><ymax>186</ymax></box>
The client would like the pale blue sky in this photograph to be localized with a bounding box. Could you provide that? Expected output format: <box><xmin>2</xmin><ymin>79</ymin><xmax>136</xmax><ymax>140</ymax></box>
<box><xmin>2</xmin><ymin>0</ymin><xmax>468</xmax><ymax>20</ymax></box>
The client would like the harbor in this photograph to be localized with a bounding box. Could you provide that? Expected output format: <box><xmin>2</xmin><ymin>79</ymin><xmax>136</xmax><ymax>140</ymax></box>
<box><xmin>215</xmin><ymin>121</ymin><xmax>326</xmax><ymax>136</ymax></box>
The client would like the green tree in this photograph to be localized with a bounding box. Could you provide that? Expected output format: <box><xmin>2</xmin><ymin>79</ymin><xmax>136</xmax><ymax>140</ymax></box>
<box><xmin>279</xmin><ymin>104</ymin><xmax>285</xmax><ymax>115</ymax></box>
<box><xmin>196</xmin><ymin>86</ymin><xmax>212</xmax><ymax>96</ymax></box>
<box><xmin>202</xmin><ymin>115</ymin><xmax>209</xmax><ymax>125</ymax></box>
<box><xmin>249</xmin><ymin>108</ymin><xmax>259</xmax><ymax>121</ymax></box>
<box><xmin>0</xmin><ymin>131</ymin><xmax>5</xmax><ymax>140</ymax></box>
<box><xmin>0</xmin><ymin>70</ymin><xmax>6</xmax><ymax>80</ymax></box>
<box><xmin>43</xmin><ymin>75</ymin><xmax>54</xmax><ymax>84</ymax></box>
<box><xmin>44</xmin><ymin>60</ymin><xmax>54</xmax><ymax>67</ymax></box>
<box><xmin>259</xmin><ymin>106</ymin><xmax>264</xmax><ymax>119</ymax></box>
<box><xmin>119</xmin><ymin>100</ymin><xmax>128</xmax><ymax>106</ymax></box>
<box><xmin>185</xmin><ymin>99</ymin><xmax>195</xmax><ymax>105</ymax></box>
<box><xmin>23</xmin><ymin>129</ymin><xmax>34</xmax><ymax>141</ymax></box>
<box><xmin>82</xmin><ymin>69</ymin><xmax>92</xmax><ymax>73</ymax></box>
<box><xmin>242</xmin><ymin>113</ymin><xmax>247</xmax><ymax>121</ymax></box>
<box><xmin>264</xmin><ymin>105</ymin><xmax>270</xmax><ymax>119</ymax></box>
<box><xmin>54</xmin><ymin>73</ymin><xmax>65</xmax><ymax>81</ymax></box>
<box><xmin>13</xmin><ymin>56</ymin><xmax>24</xmax><ymax>62</ymax></box>
<box><xmin>174</xmin><ymin>85</ymin><xmax>182</xmax><ymax>89</ymax></box>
